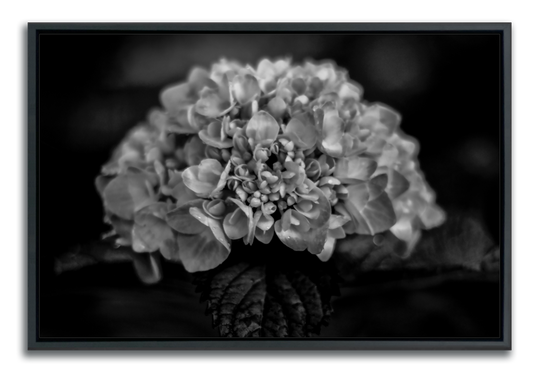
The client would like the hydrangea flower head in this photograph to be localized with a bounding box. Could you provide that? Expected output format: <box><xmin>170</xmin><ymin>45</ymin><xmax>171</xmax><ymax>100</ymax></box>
<box><xmin>96</xmin><ymin>58</ymin><xmax>445</xmax><ymax>273</ymax></box>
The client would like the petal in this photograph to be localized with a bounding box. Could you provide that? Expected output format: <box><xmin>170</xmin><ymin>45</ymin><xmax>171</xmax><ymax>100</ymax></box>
<box><xmin>334</xmin><ymin>156</ymin><xmax>377</xmax><ymax>182</ymax></box>
<box><xmin>386</xmin><ymin>169</ymin><xmax>410</xmax><ymax>199</ymax></box>
<box><xmin>211</xmin><ymin>161</ymin><xmax>232</xmax><ymax>198</ymax></box>
<box><xmin>254</xmin><ymin>225</ymin><xmax>275</xmax><ymax>244</ymax></box>
<box><xmin>160</xmin><ymin>83</ymin><xmax>191</xmax><ymax>116</ymax></box>
<box><xmin>345</xmin><ymin>184</ymin><xmax>397</xmax><ymax>235</ymax></box>
<box><xmin>322</xmin><ymin>111</ymin><xmax>344</xmax><ymax>145</ymax></box>
<box><xmin>95</xmin><ymin>175</ymin><xmax>114</xmax><ymax>197</ymax></box>
<box><xmin>223</xmin><ymin>209</ymin><xmax>249</xmax><ymax>240</ymax></box>
<box><xmin>183</xmin><ymin>136</ymin><xmax>207</xmax><ymax>166</ymax></box>
<box><xmin>189</xmin><ymin>207</ymin><xmax>231</xmax><ymax>251</ymax></box>
<box><xmin>305</xmin><ymin>224</ymin><xmax>330</xmax><ymax>255</ymax></box>
<box><xmin>195</xmin><ymin>87</ymin><xmax>227</xmax><ymax>118</ymax></box>
<box><xmin>188</xmin><ymin>67</ymin><xmax>218</xmax><ymax>93</ymax></box>
<box><xmin>166</xmin><ymin>199</ymin><xmax>205</xmax><ymax>234</ymax></box>
<box><xmin>254</xmin><ymin>210</ymin><xmax>274</xmax><ymax>232</ymax></box>
<box><xmin>198</xmin><ymin>129</ymin><xmax>233</xmax><ymax>149</ymax></box>
<box><xmin>227</xmin><ymin>197</ymin><xmax>255</xmax><ymax>243</ymax></box>
<box><xmin>298</xmin><ymin>185</ymin><xmax>331</xmax><ymax>229</ymax></box>
<box><xmin>316</xmin><ymin>236</ymin><xmax>336</xmax><ymax>262</ymax></box>
<box><xmin>177</xmin><ymin>230</ymin><xmax>231</xmax><ymax>273</ymax></box>
<box><xmin>284</xmin><ymin>117</ymin><xmax>317</xmax><ymax>150</ymax></box>
<box><xmin>132</xmin><ymin>253</ymin><xmax>162</xmax><ymax>285</ymax></box>
<box><xmin>419</xmin><ymin>204</ymin><xmax>446</xmax><ymax>229</ymax></box>
<box><xmin>163</xmin><ymin>171</ymin><xmax>198</xmax><ymax>205</ymax></box>
<box><xmin>359</xmin><ymin>103</ymin><xmax>401</xmax><ymax>136</ymax></box>
<box><xmin>132</xmin><ymin>205</ymin><xmax>174</xmax><ymax>254</ymax></box>
<box><xmin>246</xmin><ymin>111</ymin><xmax>280</xmax><ymax>143</ymax></box>
<box><xmin>328</xmin><ymin>214</ymin><xmax>350</xmax><ymax>229</ymax></box>
<box><xmin>103</xmin><ymin>171</ymin><xmax>155</xmax><ymax>220</ymax></box>
<box><xmin>232</xmin><ymin>74</ymin><xmax>261</xmax><ymax>105</ymax></box>
<box><xmin>182</xmin><ymin>166</ymin><xmax>215</xmax><ymax>197</ymax></box>
<box><xmin>182</xmin><ymin>159</ymin><xmax>223</xmax><ymax>197</ymax></box>
<box><xmin>274</xmin><ymin>219</ymin><xmax>308</xmax><ymax>251</ymax></box>
<box><xmin>267</xmin><ymin>97</ymin><xmax>287</xmax><ymax>118</ymax></box>
<box><xmin>107</xmin><ymin>214</ymin><xmax>133</xmax><ymax>246</ymax></box>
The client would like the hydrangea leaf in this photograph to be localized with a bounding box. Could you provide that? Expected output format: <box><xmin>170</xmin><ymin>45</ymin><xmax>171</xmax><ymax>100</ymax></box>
<box><xmin>193</xmin><ymin>245</ymin><xmax>340</xmax><ymax>337</ymax></box>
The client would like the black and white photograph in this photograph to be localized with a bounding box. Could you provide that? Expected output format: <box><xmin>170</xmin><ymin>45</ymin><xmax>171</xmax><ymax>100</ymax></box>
<box><xmin>29</xmin><ymin>24</ymin><xmax>510</xmax><ymax>348</ymax></box>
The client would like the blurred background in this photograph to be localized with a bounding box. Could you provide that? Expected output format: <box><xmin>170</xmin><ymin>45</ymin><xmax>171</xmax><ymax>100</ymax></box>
<box><xmin>38</xmin><ymin>33</ymin><xmax>501</xmax><ymax>338</ymax></box>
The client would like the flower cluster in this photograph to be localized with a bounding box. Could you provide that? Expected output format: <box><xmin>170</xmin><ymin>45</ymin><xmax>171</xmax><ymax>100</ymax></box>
<box><xmin>96</xmin><ymin>58</ymin><xmax>445</xmax><ymax>274</ymax></box>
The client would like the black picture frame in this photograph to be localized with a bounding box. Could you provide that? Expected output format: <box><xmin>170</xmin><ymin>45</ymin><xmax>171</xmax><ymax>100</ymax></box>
<box><xmin>13</xmin><ymin>16</ymin><xmax>521</xmax><ymax>367</ymax></box>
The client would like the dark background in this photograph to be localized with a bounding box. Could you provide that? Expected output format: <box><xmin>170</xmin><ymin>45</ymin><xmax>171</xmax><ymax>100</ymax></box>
<box><xmin>38</xmin><ymin>33</ymin><xmax>501</xmax><ymax>338</ymax></box>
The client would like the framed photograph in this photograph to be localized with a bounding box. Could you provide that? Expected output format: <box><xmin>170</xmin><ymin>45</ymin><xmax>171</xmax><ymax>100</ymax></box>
<box><xmin>28</xmin><ymin>22</ymin><xmax>511</xmax><ymax>350</ymax></box>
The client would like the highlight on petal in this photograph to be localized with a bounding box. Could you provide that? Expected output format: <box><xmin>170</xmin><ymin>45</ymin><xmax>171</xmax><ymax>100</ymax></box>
<box><xmin>316</xmin><ymin>235</ymin><xmax>336</xmax><ymax>262</ymax></box>
<box><xmin>177</xmin><ymin>229</ymin><xmax>230</xmax><ymax>273</ymax></box>
<box><xmin>246</xmin><ymin>111</ymin><xmax>280</xmax><ymax>144</ymax></box>
<box><xmin>334</xmin><ymin>156</ymin><xmax>378</xmax><ymax>183</ymax></box>
<box><xmin>321</xmin><ymin>110</ymin><xmax>344</xmax><ymax>157</ymax></box>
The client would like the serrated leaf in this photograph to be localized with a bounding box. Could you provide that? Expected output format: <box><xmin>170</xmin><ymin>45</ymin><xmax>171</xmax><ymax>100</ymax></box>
<box><xmin>261</xmin><ymin>294</ymin><xmax>288</xmax><ymax>337</ymax></box>
<box><xmin>334</xmin><ymin>214</ymin><xmax>499</xmax><ymax>284</ymax></box>
<box><xmin>194</xmin><ymin>239</ymin><xmax>340</xmax><ymax>337</ymax></box>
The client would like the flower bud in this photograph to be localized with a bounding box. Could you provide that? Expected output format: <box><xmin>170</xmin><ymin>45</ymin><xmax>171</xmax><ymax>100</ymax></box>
<box><xmin>287</xmin><ymin>195</ymin><xmax>296</xmax><ymax>207</ymax></box>
<box><xmin>262</xmin><ymin>202</ymin><xmax>277</xmax><ymax>215</ymax></box>
<box><xmin>236</xmin><ymin>187</ymin><xmax>248</xmax><ymax>202</ymax></box>
<box><xmin>268</xmin><ymin>193</ymin><xmax>280</xmax><ymax>202</ymax></box>
<box><xmin>227</xmin><ymin>177</ymin><xmax>241</xmax><ymax>191</ymax></box>
<box><xmin>254</xmin><ymin>146</ymin><xmax>271</xmax><ymax>162</ymax></box>
<box><xmin>205</xmin><ymin>146</ymin><xmax>222</xmax><ymax>160</ymax></box>
<box><xmin>267</xmin><ymin>97</ymin><xmax>287</xmax><ymax>119</ymax></box>
<box><xmin>203</xmin><ymin>199</ymin><xmax>226</xmax><ymax>218</ymax></box>
<box><xmin>249</xmin><ymin>197</ymin><xmax>262</xmax><ymax>207</ymax></box>
<box><xmin>221</xmin><ymin>149</ymin><xmax>231</xmax><ymax>162</ymax></box>
<box><xmin>242</xmin><ymin>180</ymin><xmax>257</xmax><ymax>194</ymax></box>
<box><xmin>305</xmin><ymin>159</ymin><xmax>321</xmax><ymax>181</ymax></box>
